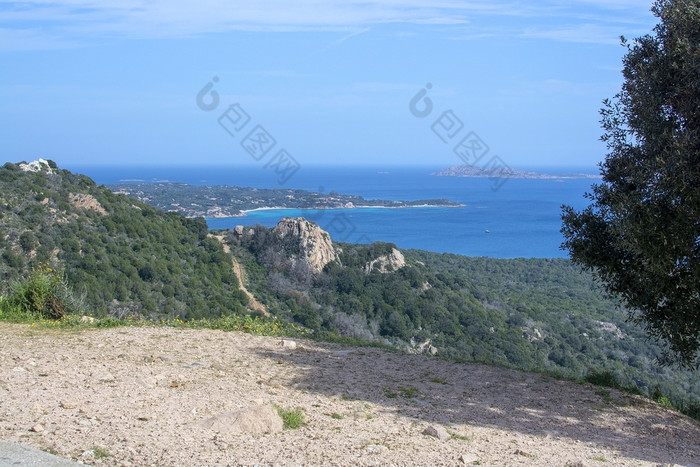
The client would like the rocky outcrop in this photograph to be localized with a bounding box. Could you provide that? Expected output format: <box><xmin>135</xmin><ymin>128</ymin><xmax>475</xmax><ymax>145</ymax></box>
<box><xmin>363</xmin><ymin>248</ymin><xmax>406</xmax><ymax>274</ymax></box>
<box><xmin>409</xmin><ymin>338</ymin><xmax>438</xmax><ymax>356</ymax></box>
<box><xmin>271</xmin><ymin>217</ymin><xmax>339</xmax><ymax>274</ymax></box>
<box><xmin>18</xmin><ymin>159</ymin><xmax>55</xmax><ymax>174</ymax></box>
<box><xmin>69</xmin><ymin>193</ymin><xmax>107</xmax><ymax>215</ymax></box>
<box><xmin>595</xmin><ymin>321</ymin><xmax>625</xmax><ymax>340</ymax></box>
<box><xmin>521</xmin><ymin>327</ymin><xmax>543</xmax><ymax>343</ymax></box>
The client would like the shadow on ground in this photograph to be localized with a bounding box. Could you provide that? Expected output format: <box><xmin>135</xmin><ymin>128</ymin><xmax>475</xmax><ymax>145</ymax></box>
<box><xmin>253</xmin><ymin>340</ymin><xmax>700</xmax><ymax>466</ymax></box>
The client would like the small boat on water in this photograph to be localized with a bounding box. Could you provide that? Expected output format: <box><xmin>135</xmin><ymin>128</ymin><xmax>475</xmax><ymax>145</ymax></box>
<box><xmin>484</xmin><ymin>229</ymin><xmax>490</xmax><ymax>234</ymax></box>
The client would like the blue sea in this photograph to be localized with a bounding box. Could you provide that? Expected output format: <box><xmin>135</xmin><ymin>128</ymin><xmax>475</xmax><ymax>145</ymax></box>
<box><xmin>71</xmin><ymin>165</ymin><xmax>598</xmax><ymax>259</ymax></box>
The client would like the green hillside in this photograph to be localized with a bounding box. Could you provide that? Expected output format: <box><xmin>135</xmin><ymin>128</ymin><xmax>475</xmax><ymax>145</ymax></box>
<box><xmin>0</xmin><ymin>161</ymin><xmax>248</xmax><ymax>319</ymax></box>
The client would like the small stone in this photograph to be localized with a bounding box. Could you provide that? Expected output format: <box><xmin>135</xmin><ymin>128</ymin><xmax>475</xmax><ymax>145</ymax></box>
<box><xmin>423</xmin><ymin>425</ymin><xmax>450</xmax><ymax>441</ymax></box>
<box><xmin>137</xmin><ymin>376</ymin><xmax>157</xmax><ymax>388</ymax></box>
<box><xmin>515</xmin><ymin>449</ymin><xmax>534</xmax><ymax>458</ymax></box>
<box><xmin>364</xmin><ymin>444</ymin><xmax>389</xmax><ymax>454</ymax></box>
<box><xmin>459</xmin><ymin>454</ymin><xmax>479</xmax><ymax>464</ymax></box>
<box><xmin>60</xmin><ymin>400</ymin><xmax>77</xmax><ymax>409</ymax></box>
<box><xmin>95</xmin><ymin>372</ymin><xmax>115</xmax><ymax>382</ymax></box>
<box><xmin>30</xmin><ymin>424</ymin><xmax>44</xmax><ymax>433</ymax></box>
<box><xmin>258</xmin><ymin>380</ymin><xmax>283</xmax><ymax>389</ymax></box>
<box><xmin>281</xmin><ymin>340</ymin><xmax>297</xmax><ymax>349</ymax></box>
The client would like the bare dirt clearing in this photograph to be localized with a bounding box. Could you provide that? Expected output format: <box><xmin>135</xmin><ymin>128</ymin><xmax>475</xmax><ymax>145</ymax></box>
<box><xmin>0</xmin><ymin>323</ymin><xmax>698</xmax><ymax>466</ymax></box>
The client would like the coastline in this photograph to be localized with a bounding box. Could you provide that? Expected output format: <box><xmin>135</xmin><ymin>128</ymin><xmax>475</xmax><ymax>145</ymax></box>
<box><xmin>213</xmin><ymin>203</ymin><xmax>465</xmax><ymax>219</ymax></box>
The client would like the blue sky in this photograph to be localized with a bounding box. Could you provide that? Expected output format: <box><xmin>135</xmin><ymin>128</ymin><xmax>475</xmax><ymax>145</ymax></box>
<box><xmin>1</xmin><ymin>1</ymin><xmax>658</xmax><ymax>170</ymax></box>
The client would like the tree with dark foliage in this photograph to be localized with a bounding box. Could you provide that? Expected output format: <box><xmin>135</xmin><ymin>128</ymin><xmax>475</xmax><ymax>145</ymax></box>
<box><xmin>561</xmin><ymin>0</ymin><xmax>700</xmax><ymax>369</ymax></box>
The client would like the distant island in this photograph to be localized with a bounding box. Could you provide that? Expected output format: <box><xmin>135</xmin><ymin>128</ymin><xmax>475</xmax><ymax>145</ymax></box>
<box><xmin>432</xmin><ymin>165</ymin><xmax>601</xmax><ymax>180</ymax></box>
<box><xmin>109</xmin><ymin>183</ymin><xmax>463</xmax><ymax>218</ymax></box>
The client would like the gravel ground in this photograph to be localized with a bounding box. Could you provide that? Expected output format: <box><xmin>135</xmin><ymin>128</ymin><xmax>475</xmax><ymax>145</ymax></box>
<box><xmin>0</xmin><ymin>323</ymin><xmax>698</xmax><ymax>466</ymax></box>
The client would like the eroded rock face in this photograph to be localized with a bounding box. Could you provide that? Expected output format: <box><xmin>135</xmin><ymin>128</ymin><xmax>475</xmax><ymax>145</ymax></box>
<box><xmin>271</xmin><ymin>217</ymin><xmax>339</xmax><ymax>274</ymax></box>
<box><xmin>364</xmin><ymin>248</ymin><xmax>406</xmax><ymax>274</ymax></box>
<box><xmin>69</xmin><ymin>193</ymin><xmax>107</xmax><ymax>215</ymax></box>
<box><xmin>18</xmin><ymin>159</ymin><xmax>55</xmax><ymax>174</ymax></box>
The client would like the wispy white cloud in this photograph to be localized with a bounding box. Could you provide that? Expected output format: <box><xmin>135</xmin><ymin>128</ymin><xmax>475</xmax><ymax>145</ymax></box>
<box><xmin>0</xmin><ymin>0</ymin><xmax>656</xmax><ymax>50</ymax></box>
<box><xmin>309</xmin><ymin>27</ymin><xmax>372</xmax><ymax>56</ymax></box>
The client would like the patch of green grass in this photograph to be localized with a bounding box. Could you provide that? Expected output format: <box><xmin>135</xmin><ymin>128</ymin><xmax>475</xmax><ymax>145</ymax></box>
<box><xmin>274</xmin><ymin>405</ymin><xmax>306</xmax><ymax>429</ymax></box>
<box><xmin>676</xmin><ymin>400</ymin><xmax>700</xmax><ymax>420</ymax></box>
<box><xmin>596</xmin><ymin>390</ymin><xmax>612</xmax><ymax>403</ymax></box>
<box><xmin>384</xmin><ymin>389</ymin><xmax>398</xmax><ymax>399</ymax></box>
<box><xmin>384</xmin><ymin>386</ymin><xmax>421</xmax><ymax>399</ymax></box>
<box><xmin>330</xmin><ymin>413</ymin><xmax>343</xmax><ymax>420</ymax></box>
<box><xmin>92</xmin><ymin>447</ymin><xmax>110</xmax><ymax>459</ymax></box>
<box><xmin>655</xmin><ymin>394</ymin><xmax>674</xmax><ymax>409</ymax></box>
<box><xmin>584</xmin><ymin>370</ymin><xmax>641</xmax><ymax>395</ymax></box>
<box><xmin>592</xmin><ymin>455</ymin><xmax>608</xmax><ymax>462</ymax></box>
<box><xmin>448</xmin><ymin>430</ymin><xmax>470</xmax><ymax>441</ymax></box>
<box><xmin>2</xmin><ymin>310</ymin><xmax>311</xmax><ymax>338</ymax></box>
<box><xmin>397</xmin><ymin>386</ymin><xmax>420</xmax><ymax>399</ymax></box>
<box><xmin>430</xmin><ymin>377</ymin><xmax>449</xmax><ymax>385</ymax></box>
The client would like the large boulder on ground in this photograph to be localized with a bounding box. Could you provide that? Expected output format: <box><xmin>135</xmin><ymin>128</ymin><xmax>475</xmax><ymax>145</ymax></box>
<box><xmin>200</xmin><ymin>405</ymin><xmax>283</xmax><ymax>434</ymax></box>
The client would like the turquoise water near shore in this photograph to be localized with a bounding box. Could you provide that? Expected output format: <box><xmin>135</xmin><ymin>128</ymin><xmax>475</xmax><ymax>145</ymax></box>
<box><xmin>74</xmin><ymin>165</ymin><xmax>597</xmax><ymax>258</ymax></box>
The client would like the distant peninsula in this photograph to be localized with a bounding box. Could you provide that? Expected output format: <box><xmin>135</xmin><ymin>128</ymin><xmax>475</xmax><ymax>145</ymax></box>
<box><xmin>432</xmin><ymin>165</ymin><xmax>601</xmax><ymax>180</ymax></box>
<box><xmin>109</xmin><ymin>183</ymin><xmax>463</xmax><ymax>218</ymax></box>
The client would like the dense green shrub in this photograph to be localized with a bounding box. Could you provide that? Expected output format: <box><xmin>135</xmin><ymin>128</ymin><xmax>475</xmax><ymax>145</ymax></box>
<box><xmin>0</xmin><ymin>262</ymin><xmax>86</xmax><ymax>320</ymax></box>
